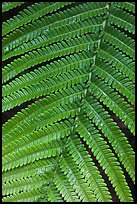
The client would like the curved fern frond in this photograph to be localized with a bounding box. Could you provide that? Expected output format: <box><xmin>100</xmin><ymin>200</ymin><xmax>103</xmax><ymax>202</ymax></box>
<box><xmin>44</xmin><ymin>183</ymin><xmax>64</xmax><ymax>202</ymax></box>
<box><xmin>92</xmin><ymin>58</ymin><xmax>135</xmax><ymax>104</ymax></box>
<box><xmin>98</xmin><ymin>41</ymin><xmax>135</xmax><ymax>84</ymax></box>
<box><xmin>2</xmin><ymin>102</ymin><xmax>79</xmax><ymax>149</ymax></box>
<box><xmin>3</xmin><ymin>120</ymin><xmax>72</xmax><ymax>165</ymax></box>
<box><xmin>112</xmin><ymin>2</ymin><xmax>135</xmax><ymax>13</ymax></box>
<box><xmin>103</xmin><ymin>24</ymin><xmax>135</xmax><ymax>59</ymax></box>
<box><xmin>2</xmin><ymin>84</ymin><xmax>85</xmax><ymax>142</ymax></box>
<box><xmin>59</xmin><ymin>154</ymin><xmax>97</xmax><ymax>202</ymax></box>
<box><xmin>2</xmin><ymin>189</ymin><xmax>44</xmax><ymax>202</ymax></box>
<box><xmin>2</xmin><ymin>68</ymin><xmax>89</xmax><ymax>112</ymax></box>
<box><xmin>53</xmin><ymin>170</ymin><xmax>81</xmax><ymax>202</ymax></box>
<box><xmin>2</xmin><ymin>157</ymin><xmax>56</xmax><ymax>182</ymax></box>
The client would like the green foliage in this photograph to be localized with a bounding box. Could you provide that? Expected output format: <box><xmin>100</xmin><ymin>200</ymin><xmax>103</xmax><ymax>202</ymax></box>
<box><xmin>2</xmin><ymin>2</ymin><xmax>135</xmax><ymax>202</ymax></box>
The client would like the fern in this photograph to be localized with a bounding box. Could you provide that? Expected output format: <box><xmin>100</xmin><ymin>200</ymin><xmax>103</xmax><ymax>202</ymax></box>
<box><xmin>2</xmin><ymin>2</ymin><xmax>135</xmax><ymax>202</ymax></box>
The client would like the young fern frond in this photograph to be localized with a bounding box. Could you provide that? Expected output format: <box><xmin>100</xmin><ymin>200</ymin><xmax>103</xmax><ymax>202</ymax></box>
<box><xmin>2</xmin><ymin>2</ymin><xmax>135</xmax><ymax>202</ymax></box>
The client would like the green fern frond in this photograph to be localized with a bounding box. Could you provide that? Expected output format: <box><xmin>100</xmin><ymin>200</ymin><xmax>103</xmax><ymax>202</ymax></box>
<box><xmin>2</xmin><ymin>2</ymin><xmax>25</xmax><ymax>12</ymax></box>
<box><xmin>104</xmin><ymin>24</ymin><xmax>135</xmax><ymax>59</ymax></box>
<box><xmin>77</xmin><ymin>115</ymin><xmax>133</xmax><ymax>202</ymax></box>
<box><xmin>2</xmin><ymin>2</ymin><xmax>106</xmax><ymax>53</ymax></box>
<box><xmin>2</xmin><ymin>2</ymin><xmax>73</xmax><ymax>36</ymax></box>
<box><xmin>2</xmin><ymin>85</ymin><xmax>84</xmax><ymax>141</ymax></box>
<box><xmin>83</xmin><ymin>96</ymin><xmax>135</xmax><ymax>183</ymax></box>
<box><xmin>3</xmin><ymin>21</ymin><xmax>103</xmax><ymax>61</ymax></box>
<box><xmin>2</xmin><ymin>2</ymin><xmax>135</xmax><ymax>202</ymax></box>
<box><xmin>2</xmin><ymin>51</ymin><xmax>94</xmax><ymax>97</ymax></box>
<box><xmin>112</xmin><ymin>2</ymin><xmax>135</xmax><ymax>13</ymax></box>
<box><xmin>66</xmin><ymin>134</ymin><xmax>112</xmax><ymax>202</ymax></box>
<box><xmin>2</xmin><ymin>34</ymin><xmax>97</xmax><ymax>84</ymax></box>
<box><xmin>2</xmin><ymin>189</ymin><xmax>44</xmax><ymax>202</ymax></box>
<box><xmin>89</xmin><ymin>79</ymin><xmax>135</xmax><ymax>135</ymax></box>
<box><xmin>108</xmin><ymin>7</ymin><xmax>135</xmax><ymax>34</ymax></box>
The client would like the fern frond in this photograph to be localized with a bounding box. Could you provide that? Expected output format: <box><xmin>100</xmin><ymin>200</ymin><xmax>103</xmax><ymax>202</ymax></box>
<box><xmin>2</xmin><ymin>2</ymin><xmax>73</xmax><ymax>36</ymax></box>
<box><xmin>3</xmin><ymin>121</ymin><xmax>72</xmax><ymax>166</ymax></box>
<box><xmin>108</xmin><ymin>7</ymin><xmax>135</xmax><ymax>34</ymax></box>
<box><xmin>104</xmin><ymin>24</ymin><xmax>135</xmax><ymax>59</ymax></box>
<box><xmin>53</xmin><ymin>170</ymin><xmax>81</xmax><ymax>202</ymax></box>
<box><xmin>2</xmin><ymin>52</ymin><xmax>94</xmax><ymax>97</ymax></box>
<box><xmin>92</xmin><ymin>58</ymin><xmax>135</xmax><ymax>104</ymax></box>
<box><xmin>2</xmin><ymin>189</ymin><xmax>43</xmax><ymax>202</ymax></box>
<box><xmin>2</xmin><ymin>2</ymin><xmax>106</xmax><ymax>53</ymax></box>
<box><xmin>3</xmin><ymin>21</ymin><xmax>102</xmax><ymax>61</ymax></box>
<box><xmin>83</xmin><ymin>96</ymin><xmax>135</xmax><ymax>183</ymax></box>
<box><xmin>2</xmin><ymin>84</ymin><xmax>85</xmax><ymax>142</ymax></box>
<box><xmin>98</xmin><ymin>41</ymin><xmax>135</xmax><ymax>84</ymax></box>
<box><xmin>2</xmin><ymin>68</ymin><xmax>89</xmax><ymax>112</ymax></box>
<box><xmin>59</xmin><ymin>154</ymin><xmax>97</xmax><ymax>202</ymax></box>
<box><xmin>44</xmin><ymin>183</ymin><xmax>64</xmax><ymax>202</ymax></box>
<box><xmin>2</xmin><ymin>34</ymin><xmax>97</xmax><ymax>84</ymax></box>
<box><xmin>3</xmin><ymin>157</ymin><xmax>56</xmax><ymax>182</ymax></box>
<box><xmin>2</xmin><ymin>2</ymin><xmax>25</xmax><ymax>12</ymax></box>
<box><xmin>3</xmin><ymin>174</ymin><xmax>46</xmax><ymax>196</ymax></box>
<box><xmin>2</xmin><ymin>102</ymin><xmax>79</xmax><ymax>151</ymax></box>
<box><xmin>89</xmin><ymin>78</ymin><xmax>135</xmax><ymax>135</ymax></box>
<box><xmin>66</xmin><ymin>134</ymin><xmax>112</xmax><ymax>202</ymax></box>
<box><xmin>2</xmin><ymin>2</ymin><xmax>135</xmax><ymax>202</ymax></box>
<box><xmin>112</xmin><ymin>2</ymin><xmax>135</xmax><ymax>13</ymax></box>
<box><xmin>77</xmin><ymin>115</ymin><xmax>133</xmax><ymax>202</ymax></box>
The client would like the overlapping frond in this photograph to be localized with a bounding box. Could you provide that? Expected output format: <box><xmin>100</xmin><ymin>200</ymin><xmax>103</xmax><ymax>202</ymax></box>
<box><xmin>2</xmin><ymin>2</ymin><xmax>135</xmax><ymax>202</ymax></box>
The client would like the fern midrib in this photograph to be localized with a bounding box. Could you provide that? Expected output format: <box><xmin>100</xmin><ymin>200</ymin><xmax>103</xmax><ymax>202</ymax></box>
<box><xmin>2</xmin><ymin>1</ymin><xmax>135</xmax><ymax>202</ymax></box>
